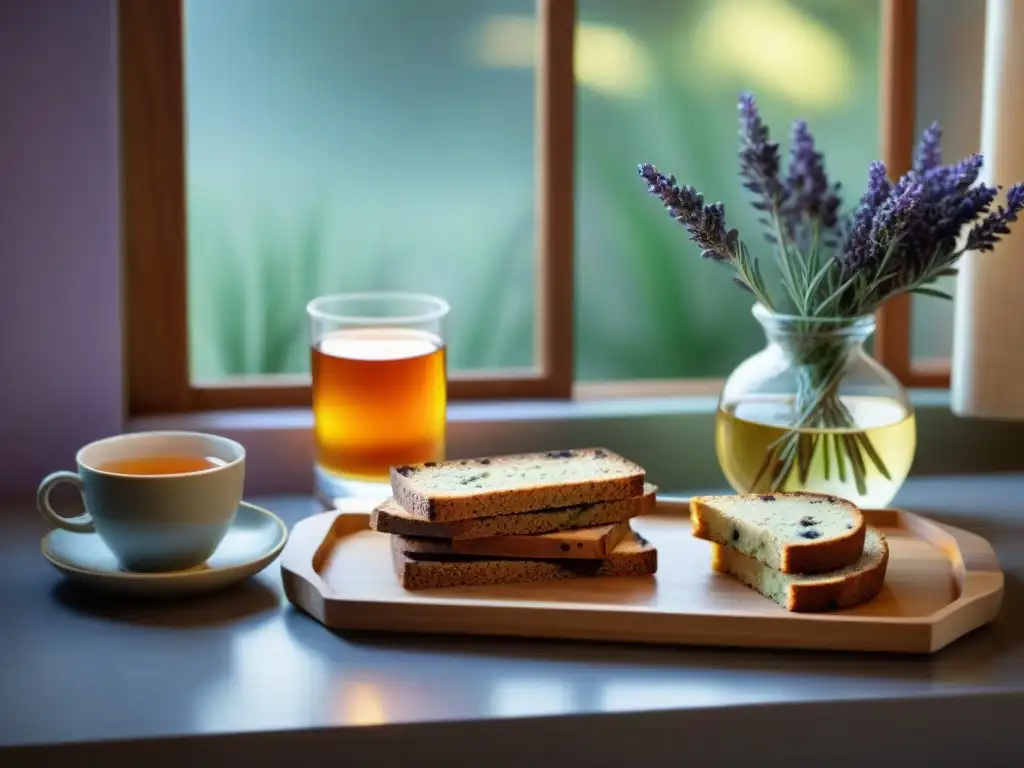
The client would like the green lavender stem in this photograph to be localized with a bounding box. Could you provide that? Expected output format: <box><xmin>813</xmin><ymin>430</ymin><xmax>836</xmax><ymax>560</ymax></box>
<box><xmin>749</xmin><ymin>324</ymin><xmax>890</xmax><ymax>495</ymax></box>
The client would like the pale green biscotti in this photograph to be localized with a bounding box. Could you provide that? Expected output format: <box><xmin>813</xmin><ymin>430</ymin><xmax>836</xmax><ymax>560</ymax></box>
<box><xmin>691</xmin><ymin>492</ymin><xmax>866</xmax><ymax>574</ymax></box>
<box><xmin>389</xmin><ymin>448</ymin><xmax>646</xmax><ymax>523</ymax></box>
<box><xmin>371</xmin><ymin>483</ymin><xmax>656</xmax><ymax>539</ymax></box>
<box><xmin>711</xmin><ymin>526</ymin><xmax>889</xmax><ymax>612</ymax></box>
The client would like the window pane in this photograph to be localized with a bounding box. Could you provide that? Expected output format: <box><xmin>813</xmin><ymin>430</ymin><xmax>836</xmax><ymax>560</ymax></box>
<box><xmin>911</xmin><ymin>276</ymin><xmax>957</xmax><ymax>363</ymax></box>
<box><xmin>185</xmin><ymin>0</ymin><xmax>535</xmax><ymax>381</ymax></box>
<box><xmin>910</xmin><ymin>0</ymin><xmax>985</xmax><ymax>365</ymax></box>
<box><xmin>575</xmin><ymin>0</ymin><xmax>881</xmax><ymax>380</ymax></box>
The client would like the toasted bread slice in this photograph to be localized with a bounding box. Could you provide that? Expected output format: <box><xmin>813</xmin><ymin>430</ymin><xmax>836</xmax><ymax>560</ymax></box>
<box><xmin>712</xmin><ymin>526</ymin><xmax>889</xmax><ymax>612</ymax></box>
<box><xmin>371</xmin><ymin>483</ymin><xmax>656</xmax><ymax>539</ymax></box>
<box><xmin>389</xmin><ymin>448</ymin><xmax>645</xmax><ymax>523</ymax></box>
<box><xmin>394</xmin><ymin>521</ymin><xmax>631</xmax><ymax>560</ymax></box>
<box><xmin>691</xmin><ymin>492</ymin><xmax>865</xmax><ymax>574</ymax></box>
<box><xmin>393</xmin><ymin>530</ymin><xmax>658</xmax><ymax>590</ymax></box>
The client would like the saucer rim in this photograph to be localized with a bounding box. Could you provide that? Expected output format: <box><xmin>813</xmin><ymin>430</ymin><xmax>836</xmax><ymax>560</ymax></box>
<box><xmin>40</xmin><ymin>501</ymin><xmax>288</xmax><ymax>581</ymax></box>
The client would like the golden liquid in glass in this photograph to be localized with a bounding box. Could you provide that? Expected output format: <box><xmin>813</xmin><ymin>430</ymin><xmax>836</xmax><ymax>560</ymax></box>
<box><xmin>715</xmin><ymin>394</ymin><xmax>916</xmax><ymax>508</ymax></box>
<box><xmin>311</xmin><ymin>328</ymin><xmax>446</xmax><ymax>482</ymax></box>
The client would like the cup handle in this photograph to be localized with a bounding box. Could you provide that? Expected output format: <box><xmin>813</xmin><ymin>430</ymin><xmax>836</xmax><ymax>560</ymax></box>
<box><xmin>37</xmin><ymin>471</ymin><xmax>94</xmax><ymax>533</ymax></box>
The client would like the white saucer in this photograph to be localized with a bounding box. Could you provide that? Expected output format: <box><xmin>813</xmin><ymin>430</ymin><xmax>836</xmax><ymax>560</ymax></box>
<box><xmin>41</xmin><ymin>502</ymin><xmax>289</xmax><ymax>597</ymax></box>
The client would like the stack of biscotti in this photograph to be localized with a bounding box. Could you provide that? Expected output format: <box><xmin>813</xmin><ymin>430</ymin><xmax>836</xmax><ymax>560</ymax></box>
<box><xmin>690</xmin><ymin>492</ymin><xmax>889</xmax><ymax>613</ymax></box>
<box><xmin>370</xmin><ymin>448</ymin><xmax>659</xmax><ymax>590</ymax></box>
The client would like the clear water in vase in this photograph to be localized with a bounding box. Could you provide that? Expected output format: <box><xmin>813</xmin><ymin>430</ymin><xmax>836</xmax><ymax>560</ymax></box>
<box><xmin>715</xmin><ymin>394</ymin><xmax>916</xmax><ymax>508</ymax></box>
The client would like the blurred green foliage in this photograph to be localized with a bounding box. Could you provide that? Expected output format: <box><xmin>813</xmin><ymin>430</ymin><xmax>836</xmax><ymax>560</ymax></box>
<box><xmin>186</xmin><ymin>0</ymin><xmax>882</xmax><ymax>382</ymax></box>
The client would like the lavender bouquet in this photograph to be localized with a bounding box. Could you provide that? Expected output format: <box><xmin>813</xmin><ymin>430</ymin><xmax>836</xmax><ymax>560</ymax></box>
<box><xmin>639</xmin><ymin>93</ymin><xmax>1024</xmax><ymax>495</ymax></box>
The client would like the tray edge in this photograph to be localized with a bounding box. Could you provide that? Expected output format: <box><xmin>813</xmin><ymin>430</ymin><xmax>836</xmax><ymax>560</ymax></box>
<box><xmin>280</xmin><ymin>502</ymin><xmax>1005</xmax><ymax>654</ymax></box>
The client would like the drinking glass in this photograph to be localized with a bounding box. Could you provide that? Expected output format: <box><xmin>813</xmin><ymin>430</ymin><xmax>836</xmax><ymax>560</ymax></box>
<box><xmin>307</xmin><ymin>292</ymin><xmax>449</xmax><ymax>504</ymax></box>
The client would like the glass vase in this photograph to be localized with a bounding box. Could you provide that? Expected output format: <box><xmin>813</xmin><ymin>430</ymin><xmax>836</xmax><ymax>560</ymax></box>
<box><xmin>715</xmin><ymin>304</ymin><xmax>916</xmax><ymax>508</ymax></box>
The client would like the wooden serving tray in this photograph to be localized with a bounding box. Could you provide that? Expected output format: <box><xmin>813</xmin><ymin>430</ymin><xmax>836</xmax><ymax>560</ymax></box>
<box><xmin>281</xmin><ymin>497</ymin><xmax>1004</xmax><ymax>654</ymax></box>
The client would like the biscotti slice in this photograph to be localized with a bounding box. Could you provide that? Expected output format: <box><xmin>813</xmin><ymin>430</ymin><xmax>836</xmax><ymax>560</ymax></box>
<box><xmin>371</xmin><ymin>483</ymin><xmax>657</xmax><ymax>539</ymax></box>
<box><xmin>390</xmin><ymin>448</ymin><xmax>645</xmax><ymax>523</ymax></box>
<box><xmin>691</xmin><ymin>492</ymin><xmax>865</xmax><ymax>574</ymax></box>
<box><xmin>393</xmin><ymin>530</ymin><xmax>658</xmax><ymax>590</ymax></box>
<box><xmin>711</xmin><ymin>526</ymin><xmax>889</xmax><ymax>612</ymax></box>
<box><xmin>394</xmin><ymin>521</ymin><xmax>631</xmax><ymax>560</ymax></box>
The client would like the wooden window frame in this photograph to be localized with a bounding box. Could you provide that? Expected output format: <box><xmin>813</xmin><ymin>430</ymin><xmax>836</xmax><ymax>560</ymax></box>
<box><xmin>874</xmin><ymin>0</ymin><xmax>950</xmax><ymax>389</ymax></box>
<box><xmin>121</xmin><ymin>0</ymin><xmax>574</xmax><ymax>415</ymax></box>
<box><xmin>120</xmin><ymin>0</ymin><xmax>942</xmax><ymax>417</ymax></box>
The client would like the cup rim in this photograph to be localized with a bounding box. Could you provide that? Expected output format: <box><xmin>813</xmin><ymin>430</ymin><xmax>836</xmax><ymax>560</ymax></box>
<box><xmin>306</xmin><ymin>291</ymin><xmax>450</xmax><ymax>325</ymax></box>
<box><xmin>76</xmin><ymin>431</ymin><xmax>246</xmax><ymax>478</ymax></box>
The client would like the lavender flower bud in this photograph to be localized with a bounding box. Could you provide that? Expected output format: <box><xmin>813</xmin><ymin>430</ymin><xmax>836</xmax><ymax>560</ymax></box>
<box><xmin>843</xmin><ymin>181</ymin><xmax>921</xmax><ymax>278</ymax></box>
<box><xmin>964</xmin><ymin>184</ymin><xmax>1024</xmax><ymax>252</ymax></box>
<box><xmin>737</xmin><ymin>93</ymin><xmax>785</xmax><ymax>212</ymax></box>
<box><xmin>914</xmin><ymin>121</ymin><xmax>942</xmax><ymax>173</ymax></box>
<box><xmin>783</xmin><ymin>120</ymin><xmax>842</xmax><ymax>231</ymax></box>
<box><xmin>638</xmin><ymin>163</ymin><xmax>738</xmax><ymax>262</ymax></box>
<box><xmin>856</xmin><ymin>162</ymin><xmax>893</xmax><ymax>223</ymax></box>
<box><xmin>878</xmin><ymin>152</ymin><xmax>990</xmax><ymax>271</ymax></box>
<box><xmin>841</xmin><ymin>161</ymin><xmax>892</xmax><ymax>272</ymax></box>
<box><xmin>919</xmin><ymin>153</ymin><xmax>983</xmax><ymax>199</ymax></box>
<box><xmin>872</xmin><ymin>181</ymin><xmax>922</xmax><ymax>241</ymax></box>
<box><xmin>933</xmin><ymin>182</ymin><xmax>997</xmax><ymax>243</ymax></box>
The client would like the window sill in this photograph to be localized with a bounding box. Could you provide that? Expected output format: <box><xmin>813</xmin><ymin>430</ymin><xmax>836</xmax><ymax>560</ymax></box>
<box><xmin>129</xmin><ymin>389</ymin><xmax>1024</xmax><ymax>495</ymax></box>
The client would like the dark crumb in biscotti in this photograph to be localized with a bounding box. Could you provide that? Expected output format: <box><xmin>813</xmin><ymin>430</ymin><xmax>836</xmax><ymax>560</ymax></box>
<box><xmin>731</xmin><ymin>527</ymin><xmax>739</xmax><ymax>542</ymax></box>
<box><xmin>799</xmin><ymin>516</ymin><xmax>818</xmax><ymax>526</ymax></box>
<box><xmin>546</xmin><ymin>450</ymin><xmax>574</xmax><ymax>459</ymax></box>
<box><xmin>593</xmin><ymin>449</ymin><xmax>606</xmax><ymax>458</ymax></box>
<box><xmin>394</xmin><ymin>465</ymin><xmax>413</xmax><ymax>476</ymax></box>
<box><xmin>760</xmin><ymin>494</ymin><xmax>776</xmax><ymax>501</ymax></box>
<box><xmin>799</xmin><ymin>530</ymin><xmax>821</xmax><ymax>540</ymax></box>
<box><xmin>424</xmin><ymin>461</ymin><xmax>436</xmax><ymax>467</ymax></box>
<box><xmin>577</xmin><ymin>542</ymin><xmax>584</xmax><ymax>549</ymax></box>
<box><xmin>560</xmin><ymin>543</ymin><xmax>570</xmax><ymax>552</ymax></box>
<box><xmin>479</xmin><ymin>458</ymin><xmax>491</xmax><ymax>465</ymax></box>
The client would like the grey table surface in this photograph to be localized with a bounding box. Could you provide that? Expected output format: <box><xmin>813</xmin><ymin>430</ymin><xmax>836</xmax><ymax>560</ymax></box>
<box><xmin>2</xmin><ymin>474</ymin><xmax>1024</xmax><ymax>766</ymax></box>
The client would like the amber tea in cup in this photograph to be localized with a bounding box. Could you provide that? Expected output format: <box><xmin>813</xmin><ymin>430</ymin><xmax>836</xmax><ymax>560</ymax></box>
<box><xmin>97</xmin><ymin>455</ymin><xmax>227</xmax><ymax>475</ymax></box>
<box><xmin>308</xmin><ymin>292</ymin><xmax>448</xmax><ymax>500</ymax></box>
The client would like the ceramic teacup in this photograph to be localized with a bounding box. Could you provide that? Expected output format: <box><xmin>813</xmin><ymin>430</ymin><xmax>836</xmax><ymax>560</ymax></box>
<box><xmin>36</xmin><ymin>431</ymin><xmax>247</xmax><ymax>572</ymax></box>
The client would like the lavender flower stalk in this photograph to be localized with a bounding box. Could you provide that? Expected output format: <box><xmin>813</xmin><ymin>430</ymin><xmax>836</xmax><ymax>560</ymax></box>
<box><xmin>635</xmin><ymin>92</ymin><xmax>1024</xmax><ymax>497</ymax></box>
<box><xmin>638</xmin><ymin>164</ymin><xmax>737</xmax><ymax>262</ymax></box>
<box><xmin>914</xmin><ymin>121</ymin><xmax>942</xmax><ymax>173</ymax></box>
<box><xmin>738</xmin><ymin>94</ymin><xmax>785</xmax><ymax>214</ymax></box>
<box><xmin>638</xmin><ymin>163</ymin><xmax>769</xmax><ymax>303</ymax></box>
<box><xmin>784</xmin><ymin>120</ymin><xmax>842</xmax><ymax>237</ymax></box>
<box><xmin>964</xmin><ymin>184</ymin><xmax>1024</xmax><ymax>252</ymax></box>
<box><xmin>841</xmin><ymin>161</ymin><xmax>892</xmax><ymax>274</ymax></box>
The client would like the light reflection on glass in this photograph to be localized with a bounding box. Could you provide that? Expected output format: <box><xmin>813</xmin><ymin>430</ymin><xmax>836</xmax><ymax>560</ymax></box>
<box><xmin>489</xmin><ymin>678</ymin><xmax>575</xmax><ymax>717</ymax></box>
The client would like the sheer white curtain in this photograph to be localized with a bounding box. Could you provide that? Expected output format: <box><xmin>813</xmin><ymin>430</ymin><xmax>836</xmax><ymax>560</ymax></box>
<box><xmin>951</xmin><ymin>0</ymin><xmax>1024</xmax><ymax>420</ymax></box>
